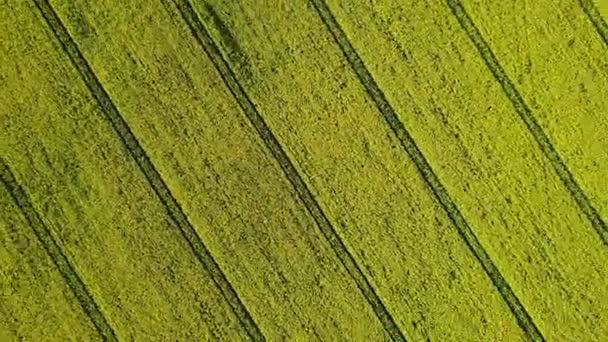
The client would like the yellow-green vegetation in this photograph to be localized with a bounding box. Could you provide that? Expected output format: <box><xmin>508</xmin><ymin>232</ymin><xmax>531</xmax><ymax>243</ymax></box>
<box><xmin>590</xmin><ymin>0</ymin><xmax>608</xmax><ymax>27</ymax></box>
<box><xmin>50</xmin><ymin>0</ymin><xmax>389</xmax><ymax>339</ymax></box>
<box><xmin>461</xmin><ymin>0</ymin><xmax>608</xmax><ymax>235</ymax></box>
<box><xmin>325</xmin><ymin>0</ymin><xmax>608</xmax><ymax>339</ymax></box>
<box><xmin>0</xmin><ymin>184</ymin><xmax>99</xmax><ymax>341</ymax></box>
<box><xmin>3</xmin><ymin>0</ymin><xmax>607</xmax><ymax>340</ymax></box>
<box><xmin>0</xmin><ymin>2</ymin><xmax>248</xmax><ymax>339</ymax></box>
<box><xmin>594</xmin><ymin>0</ymin><xmax>608</xmax><ymax>17</ymax></box>
<box><xmin>191</xmin><ymin>0</ymin><xmax>530</xmax><ymax>340</ymax></box>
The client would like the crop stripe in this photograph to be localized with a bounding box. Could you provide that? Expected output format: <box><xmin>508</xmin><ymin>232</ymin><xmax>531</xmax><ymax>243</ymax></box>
<box><xmin>579</xmin><ymin>0</ymin><xmax>608</xmax><ymax>47</ymax></box>
<box><xmin>171</xmin><ymin>1</ymin><xmax>406</xmax><ymax>340</ymax></box>
<box><xmin>310</xmin><ymin>0</ymin><xmax>545</xmax><ymax>340</ymax></box>
<box><xmin>447</xmin><ymin>0</ymin><xmax>608</xmax><ymax>247</ymax></box>
<box><xmin>0</xmin><ymin>159</ymin><xmax>117</xmax><ymax>341</ymax></box>
<box><xmin>31</xmin><ymin>1</ymin><xmax>263</xmax><ymax>339</ymax></box>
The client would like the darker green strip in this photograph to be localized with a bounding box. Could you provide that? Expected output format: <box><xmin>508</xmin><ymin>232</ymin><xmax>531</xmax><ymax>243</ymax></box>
<box><xmin>31</xmin><ymin>1</ymin><xmax>262</xmax><ymax>339</ymax></box>
<box><xmin>173</xmin><ymin>1</ymin><xmax>405</xmax><ymax>340</ymax></box>
<box><xmin>447</xmin><ymin>0</ymin><xmax>608</xmax><ymax>248</ymax></box>
<box><xmin>311</xmin><ymin>0</ymin><xmax>545</xmax><ymax>340</ymax></box>
<box><xmin>0</xmin><ymin>159</ymin><xmax>117</xmax><ymax>341</ymax></box>
<box><xmin>579</xmin><ymin>0</ymin><xmax>608</xmax><ymax>47</ymax></box>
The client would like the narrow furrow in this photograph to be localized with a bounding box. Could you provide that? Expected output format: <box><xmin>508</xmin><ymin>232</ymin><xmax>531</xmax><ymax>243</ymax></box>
<box><xmin>0</xmin><ymin>159</ymin><xmax>116</xmax><ymax>341</ymax></box>
<box><xmin>310</xmin><ymin>0</ymin><xmax>544</xmax><ymax>340</ymax></box>
<box><xmin>30</xmin><ymin>1</ymin><xmax>263</xmax><ymax>339</ymax></box>
<box><xmin>579</xmin><ymin>0</ymin><xmax>608</xmax><ymax>47</ymax></box>
<box><xmin>446</xmin><ymin>0</ymin><xmax>608</xmax><ymax>247</ymax></box>
<box><xmin>172</xmin><ymin>1</ymin><xmax>405</xmax><ymax>340</ymax></box>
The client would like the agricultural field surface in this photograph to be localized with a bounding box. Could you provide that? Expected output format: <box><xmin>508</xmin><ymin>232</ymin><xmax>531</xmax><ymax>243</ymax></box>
<box><xmin>1</xmin><ymin>0</ymin><xmax>607</xmax><ymax>341</ymax></box>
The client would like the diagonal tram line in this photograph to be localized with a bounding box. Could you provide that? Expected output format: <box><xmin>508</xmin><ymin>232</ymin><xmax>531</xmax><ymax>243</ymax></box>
<box><xmin>310</xmin><ymin>0</ymin><xmax>545</xmax><ymax>340</ymax></box>
<box><xmin>171</xmin><ymin>0</ymin><xmax>407</xmax><ymax>340</ymax></box>
<box><xmin>579</xmin><ymin>0</ymin><xmax>608</xmax><ymax>48</ymax></box>
<box><xmin>0</xmin><ymin>159</ymin><xmax>117</xmax><ymax>341</ymax></box>
<box><xmin>447</xmin><ymin>0</ymin><xmax>608</xmax><ymax>247</ymax></box>
<box><xmin>31</xmin><ymin>1</ymin><xmax>264</xmax><ymax>339</ymax></box>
